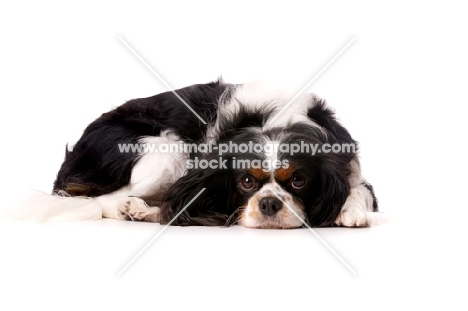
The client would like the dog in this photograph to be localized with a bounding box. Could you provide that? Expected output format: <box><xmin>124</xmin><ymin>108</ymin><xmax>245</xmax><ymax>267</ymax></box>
<box><xmin>47</xmin><ymin>80</ymin><xmax>378</xmax><ymax>228</ymax></box>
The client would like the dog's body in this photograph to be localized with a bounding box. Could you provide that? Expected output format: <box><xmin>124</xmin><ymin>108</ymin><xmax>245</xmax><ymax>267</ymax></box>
<box><xmin>51</xmin><ymin>80</ymin><xmax>378</xmax><ymax>228</ymax></box>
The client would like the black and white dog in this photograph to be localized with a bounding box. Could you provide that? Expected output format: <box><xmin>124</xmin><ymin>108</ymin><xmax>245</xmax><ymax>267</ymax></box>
<box><xmin>47</xmin><ymin>80</ymin><xmax>377</xmax><ymax>228</ymax></box>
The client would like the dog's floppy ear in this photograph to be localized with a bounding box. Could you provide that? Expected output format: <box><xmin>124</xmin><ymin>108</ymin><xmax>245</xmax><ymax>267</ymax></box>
<box><xmin>306</xmin><ymin>158</ymin><xmax>350</xmax><ymax>226</ymax></box>
<box><xmin>159</xmin><ymin>166</ymin><xmax>237</xmax><ymax>226</ymax></box>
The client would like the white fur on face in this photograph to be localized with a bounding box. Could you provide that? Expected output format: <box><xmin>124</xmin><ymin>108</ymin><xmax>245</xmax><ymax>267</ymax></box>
<box><xmin>239</xmin><ymin>183</ymin><xmax>305</xmax><ymax>229</ymax></box>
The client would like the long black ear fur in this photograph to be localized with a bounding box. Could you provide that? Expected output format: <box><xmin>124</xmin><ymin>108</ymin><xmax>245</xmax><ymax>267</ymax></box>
<box><xmin>159</xmin><ymin>167</ymin><xmax>237</xmax><ymax>226</ymax></box>
<box><xmin>307</xmin><ymin>158</ymin><xmax>351</xmax><ymax>226</ymax></box>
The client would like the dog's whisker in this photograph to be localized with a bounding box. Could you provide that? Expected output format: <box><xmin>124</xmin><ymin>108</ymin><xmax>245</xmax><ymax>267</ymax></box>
<box><xmin>225</xmin><ymin>207</ymin><xmax>243</xmax><ymax>227</ymax></box>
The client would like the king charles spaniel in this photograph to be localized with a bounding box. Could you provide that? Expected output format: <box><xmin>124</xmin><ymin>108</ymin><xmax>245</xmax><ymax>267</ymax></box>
<box><xmin>42</xmin><ymin>80</ymin><xmax>378</xmax><ymax>228</ymax></box>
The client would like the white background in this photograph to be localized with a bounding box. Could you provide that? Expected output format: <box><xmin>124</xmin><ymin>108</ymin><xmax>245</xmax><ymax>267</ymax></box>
<box><xmin>1</xmin><ymin>1</ymin><xmax>467</xmax><ymax>310</ymax></box>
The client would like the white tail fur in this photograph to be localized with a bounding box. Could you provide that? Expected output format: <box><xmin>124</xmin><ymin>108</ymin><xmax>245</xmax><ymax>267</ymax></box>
<box><xmin>5</xmin><ymin>191</ymin><xmax>102</xmax><ymax>222</ymax></box>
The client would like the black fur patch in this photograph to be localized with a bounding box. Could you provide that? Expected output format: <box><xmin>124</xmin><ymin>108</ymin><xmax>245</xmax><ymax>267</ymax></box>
<box><xmin>53</xmin><ymin>81</ymin><xmax>227</xmax><ymax>196</ymax></box>
<box><xmin>362</xmin><ymin>181</ymin><xmax>379</xmax><ymax>212</ymax></box>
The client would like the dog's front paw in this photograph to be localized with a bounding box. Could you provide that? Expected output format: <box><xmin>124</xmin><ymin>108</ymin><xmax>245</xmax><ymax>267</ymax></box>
<box><xmin>118</xmin><ymin>197</ymin><xmax>153</xmax><ymax>221</ymax></box>
<box><xmin>334</xmin><ymin>204</ymin><xmax>370</xmax><ymax>227</ymax></box>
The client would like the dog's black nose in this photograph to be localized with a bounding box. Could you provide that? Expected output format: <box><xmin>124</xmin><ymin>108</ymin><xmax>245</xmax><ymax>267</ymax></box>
<box><xmin>259</xmin><ymin>197</ymin><xmax>283</xmax><ymax>216</ymax></box>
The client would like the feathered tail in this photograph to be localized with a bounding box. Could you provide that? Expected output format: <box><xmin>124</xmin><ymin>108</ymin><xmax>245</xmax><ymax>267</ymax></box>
<box><xmin>4</xmin><ymin>191</ymin><xmax>102</xmax><ymax>222</ymax></box>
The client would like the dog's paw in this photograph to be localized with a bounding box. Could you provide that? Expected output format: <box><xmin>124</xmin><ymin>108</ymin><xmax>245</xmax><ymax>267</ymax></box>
<box><xmin>334</xmin><ymin>204</ymin><xmax>370</xmax><ymax>227</ymax></box>
<box><xmin>118</xmin><ymin>197</ymin><xmax>158</xmax><ymax>221</ymax></box>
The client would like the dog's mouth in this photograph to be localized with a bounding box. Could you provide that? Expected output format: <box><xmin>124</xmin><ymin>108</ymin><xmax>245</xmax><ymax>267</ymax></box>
<box><xmin>238</xmin><ymin>205</ymin><xmax>305</xmax><ymax>229</ymax></box>
<box><xmin>243</xmin><ymin>221</ymin><xmax>303</xmax><ymax>230</ymax></box>
<box><xmin>236</xmin><ymin>188</ymin><xmax>306</xmax><ymax>229</ymax></box>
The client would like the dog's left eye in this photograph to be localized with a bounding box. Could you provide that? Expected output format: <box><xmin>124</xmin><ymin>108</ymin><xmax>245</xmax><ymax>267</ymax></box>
<box><xmin>291</xmin><ymin>175</ymin><xmax>306</xmax><ymax>189</ymax></box>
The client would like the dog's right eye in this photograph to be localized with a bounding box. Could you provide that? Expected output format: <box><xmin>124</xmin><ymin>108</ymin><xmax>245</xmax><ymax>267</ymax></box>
<box><xmin>240</xmin><ymin>176</ymin><xmax>257</xmax><ymax>191</ymax></box>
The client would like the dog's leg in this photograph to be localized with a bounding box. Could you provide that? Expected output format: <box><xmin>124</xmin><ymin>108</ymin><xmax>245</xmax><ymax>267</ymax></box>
<box><xmin>95</xmin><ymin>131</ymin><xmax>188</xmax><ymax>222</ymax></box>
<box><xmin>334</xmin><ymin>183</ymin><xmax>376</xmax><ymax>227</ymax></box>
<box><xmin>334</xmin><ymin>158</ymin><xmax>378</xmax><ymax>227</ymax></box>
<box><xmin>95</xmin><ymin>192</ymin><xmax>160</xmax><ymax>221</ymax></box>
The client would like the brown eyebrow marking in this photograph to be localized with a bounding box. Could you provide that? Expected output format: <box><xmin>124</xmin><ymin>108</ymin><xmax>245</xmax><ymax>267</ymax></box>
<box><xmin>275</xmin><ymin>166</ymin><xmax>295</xmax><ymax>182</ymax></box>
<box><xmin>248</xmin><ymin>168</ymin><xmax>270</xmax><ymax>180</ymax></box>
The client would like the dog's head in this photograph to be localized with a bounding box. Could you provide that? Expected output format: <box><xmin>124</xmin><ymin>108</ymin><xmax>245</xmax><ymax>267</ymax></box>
<box><xmin>160</xmin><ymin>122</ymin><xmax>354</xmax><ymax>229</ymax></box>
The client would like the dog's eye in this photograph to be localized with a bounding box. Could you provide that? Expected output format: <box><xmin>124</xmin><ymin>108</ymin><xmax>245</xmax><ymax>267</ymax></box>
<box><xmin>240</xmin><ymin>176</ymin><xmax>256</xmax><ymax>191</ymax></box>
<box><xmin>291</xmin><ymin>175</ymin><xmax>306</xmax><ymax>189</ymax></box>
